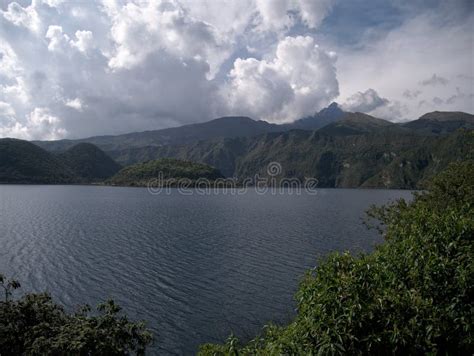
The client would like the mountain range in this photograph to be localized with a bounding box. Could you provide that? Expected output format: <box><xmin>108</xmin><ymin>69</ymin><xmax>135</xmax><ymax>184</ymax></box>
<box><xmin>33</xmin><ymin>104</ymin><xmax>473</xmax><ymax>155</ymax></box>
<box><xmin>2</xmin><ymin>104</ymin><xmax>473</xmax><ymax>188</ymax></box>
<box><xmin>32</xmin><ymin>102</ymin><xmax>348</xmax><ymax>153</ymax></box>
<box><xmin>109</xmin><ymin>123</ymin><xmax>473</xmax><ymax>188</ymax></box>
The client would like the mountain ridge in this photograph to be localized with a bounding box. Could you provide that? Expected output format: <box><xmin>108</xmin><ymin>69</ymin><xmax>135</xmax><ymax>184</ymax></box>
<box><xmin>33</xmin><ymin>106</ymin><xmax>473</xmax><ymax>154</ymax></box>
<box><xmin>403</xmin><ymin>111</ymin><xmax>474</xmax><ymax>135</ymax></box>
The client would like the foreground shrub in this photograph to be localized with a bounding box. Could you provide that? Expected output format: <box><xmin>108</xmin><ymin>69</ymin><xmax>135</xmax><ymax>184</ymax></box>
<box><xmin>200</xmin><ymin>161</ymin><xmax>474</xmax><ymax>355</ymax></box>
<box><xmin>0</xmin><ymin>276</ymin><xmax>152</xmax><ymax>355</ymax></box>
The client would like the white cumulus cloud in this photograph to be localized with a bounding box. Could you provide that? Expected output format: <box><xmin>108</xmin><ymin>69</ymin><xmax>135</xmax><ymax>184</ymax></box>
<box><xmin>1</xmin><ymin>1</ymin><xmax>41</xmax><ymax>33</ymax></box>
<box><xmin>26</xmin><ymin>107</ymin><xmax>67</xmax><ymax>140</ymax></box>
<box><xmin>65</xmin><ymin>98</ymin><xmax>83</xmax><ymax>111</ymax></box>
<box><xmin>343</xmin><ymin>89</ymin><xmax>389</xmax><ymax>113</ymax></box>
<box><xmin>221</xmin><ymin>36</ymin><xmax>339</xmax><ymax>122</ymax></box>
<box><xmin>0</xmin><ymin>0</ymin><xmax>471</xmax><ymax>139</ymax></box>
<box><xmin>343</xmin><ymin>88</ymin><xmax>407</xmax><ymax>121</ymax></box>
<box><xmin>337</xmin><ymin>6</ymin><xmax>474</xmax><ymax>120</ymax></box>
<box><xmin>70</xmin><ymin>30</ymin><xmax>94</xmax><ymax>53</ymax></box>
<box><xmin>103</xmin><ymin>0</ymin><xmax>232</xmax><ymax>79</ymax></box>
<box><xmin>45</xmin><ymin>25</ymin><xmax>70</xmax><ymax>52</ymax></box>
<box><xmin>0</xmin><ymin>107</ymin><xmax>67</xmax><ymax>140</ymax></box>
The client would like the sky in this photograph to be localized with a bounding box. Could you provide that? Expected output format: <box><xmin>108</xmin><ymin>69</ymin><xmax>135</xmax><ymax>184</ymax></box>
<box><xmin>0</xmin><ymin>0</ymin><xmax>473</xmax><ymax>140</ymax></box>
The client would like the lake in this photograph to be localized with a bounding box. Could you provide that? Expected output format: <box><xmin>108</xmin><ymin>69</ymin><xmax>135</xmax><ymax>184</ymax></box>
<box><xmin>0</xmin><ymin>185</ymin><xmax>412</xmax><ymax>355</ymax></box>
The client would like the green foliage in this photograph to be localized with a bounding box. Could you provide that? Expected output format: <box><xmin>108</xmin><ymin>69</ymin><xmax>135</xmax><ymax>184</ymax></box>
<box><xmin>200</xmin><ymin>161</ymin><xmax>474</xmax><ymax>355</ymax></box>
<box><xmin>107</xmin><ymin>158</ymin><xmax>224</xmax><ymax>186</ymax></box>
<box><xmin>0</xmin><ymin>275</ymin><xmax>152</xmax><ymax>355</ymax></box>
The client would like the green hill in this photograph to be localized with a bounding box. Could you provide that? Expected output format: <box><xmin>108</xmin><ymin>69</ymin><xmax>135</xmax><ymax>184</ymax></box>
<box><xmin>0</xmin><ymin>138</ymin><xmax>75</xmax><ymax>184</ymax></box>
<box><xmin>58</xmin><ymin>143</ymin><xmax>122</xmax><ymax>182</ymax></box>
<box><xmin>107</xmin><ymin>158</ymin><xmax>224</xmax><ymax>187</ymax></box>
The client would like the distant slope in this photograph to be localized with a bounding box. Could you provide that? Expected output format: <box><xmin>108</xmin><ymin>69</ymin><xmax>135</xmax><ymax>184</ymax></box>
<box><xmin>58</xmin><ymin>143</ymin><xmax>122</xmax><ymax>182</ymax></box>
<box><xmin>0</xmin><ymin>138</ymin><xmax>75</xmax><ymax>183</ymax></box>
<box><xmin>403</xmin><ymin>111</ymin><xmax>474</xmax><ymax>135</ymax></box>
<box><xmin>34</xmin><ymin>116</ymin><xmax>283</xmax><ymax>153</ymax></box>
<box><xmin>318</xmin><ymin>112</ymin><xmax>403</xmax><ymax>136</ymax></box>
<box><xmin>33</xmin><ymin>109</ymin><xmax>474</xmax><ymax>155</ymax></box>
<box><xmin>108</xmin><ymin>158</ymin><xmax>224</xmax><ymax>187</ymax></box>
<box><xmin>32</xmin><ymin>104</ymin><xmax>346</xmax><ymax>153</ymax></box>
<box><xmin>287</xmin><ymin>102</ymin><xmax>346</xmax><ymax>130</ymax></box>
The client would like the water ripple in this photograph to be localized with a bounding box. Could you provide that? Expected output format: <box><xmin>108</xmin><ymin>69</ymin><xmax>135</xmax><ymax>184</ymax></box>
<box><xmin>0</xmin><ymin>185</ymin><xmax>412</xmax><ymax>355</ymax></box>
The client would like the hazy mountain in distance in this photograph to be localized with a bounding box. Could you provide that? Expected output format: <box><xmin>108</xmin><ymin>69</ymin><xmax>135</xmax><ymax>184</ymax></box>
<box><xmin>33</xmin><ymin>104</ymin><xmax>347</xmax><ymax>153</ymax></box>
<box><xmin>104</xmin><ymin>110</ymin><xmax>473</xmax><ymax>172</ymax></box>
<box><xmin>402</xmin><ymin>111</ymin><xmax>474</xmax><ymax>135</ymax></box>
<box><xmin>286</xmin><ymin>102</ymin><xmax>346</xmax><ymax>130</ymax></box>
<box><xmin>33</xmin><ymin>103</ymin><xmax>473</xmax><ymax>157</ymax></box>
<box><xmin>317</xmin><ymin>112</ymin><xmax>407</xmax><ymax>136</ymax></box>
<box><xmin>34</xmin><ymin>116</ymin><xmax>283</xmax><ymax>153</ymax></box>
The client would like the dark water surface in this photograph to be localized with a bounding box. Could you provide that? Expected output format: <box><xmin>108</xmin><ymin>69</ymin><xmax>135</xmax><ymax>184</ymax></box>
<box><xmin>0</xmin><ymin>186</ymin><xmax>412</xmax><ymax>355</ymax></box>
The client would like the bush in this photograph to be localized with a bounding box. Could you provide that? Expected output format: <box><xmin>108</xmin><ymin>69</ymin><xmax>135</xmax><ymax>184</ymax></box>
<box><xmin>200</xmin><ymin>161</ymin><xmax>474</xmax><ymax>355</ymax></box>
<box><xmin>0</xmin><ymin>276</ymin><xmax>152</xmax><ymax>355</ymax></box>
